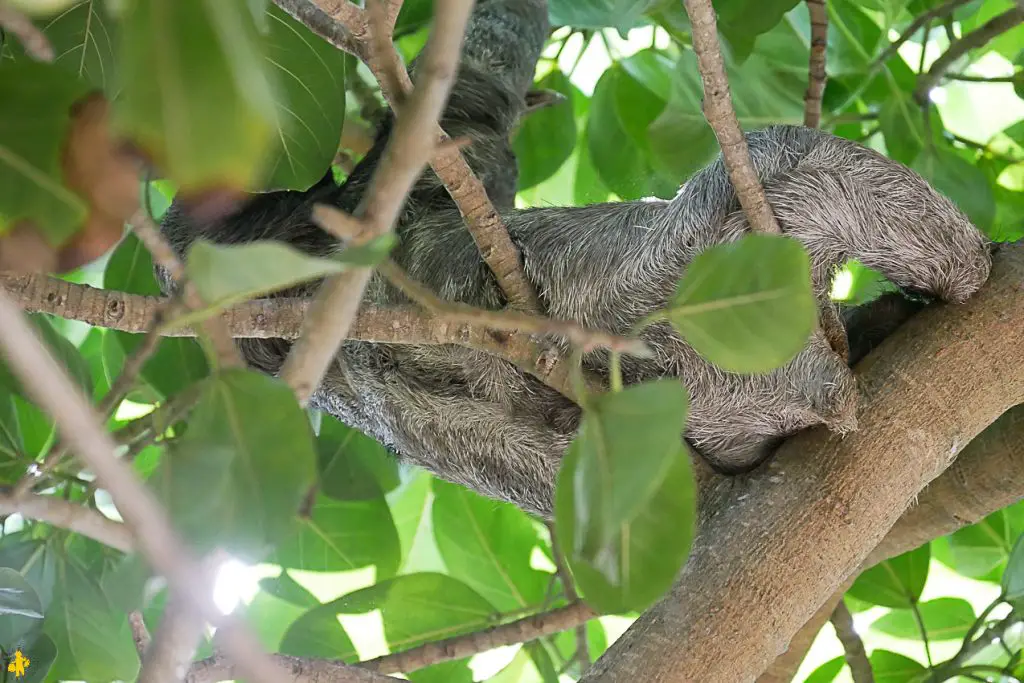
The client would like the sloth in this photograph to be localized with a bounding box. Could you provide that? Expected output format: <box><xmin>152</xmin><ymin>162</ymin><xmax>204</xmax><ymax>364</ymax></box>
<box><xmin>158</xmin><ymin>0</ymin><xmax>991</xmax><ymax>517</ymax></box>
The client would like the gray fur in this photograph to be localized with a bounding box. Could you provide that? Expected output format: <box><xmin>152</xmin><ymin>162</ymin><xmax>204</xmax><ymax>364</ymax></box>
<box><xmin>158</xmin><ymin>0</ymin><xmax>991</xmax><ymax>517</ymax></box>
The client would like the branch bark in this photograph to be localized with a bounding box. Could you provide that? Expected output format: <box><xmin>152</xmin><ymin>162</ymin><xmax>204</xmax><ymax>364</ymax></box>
<box><xmin>804</xmin><ymin>0</ymin><xmax>828</xmax><ymax>128</ymax></box>
<box><xmin>278</xmin><ymin>0</ymin><xmax>474</xmax><ymax>406</ymax></box>
<box><xmin>830</xmin><ymin>600</ymin><xmax>874</xmax><ymax>683</ymax></box>
<box><xmin>0</xmin><ymin>491</ymin><xmax>135</xmax><ymax>552</ymax></box>
<box><xmin>580</xmin><ymin>244</ymin><xmax>1024</xmax><ymax>683</ymax></box>
<box><xmin>915</xmin><ymin>5</ymin><xmax>1024</xmax><ymax>102</ymax></box>
<box><xmin>682</xmin><ymin>0</ymin><xmax>781</xmax><ymax>235</ymax></box>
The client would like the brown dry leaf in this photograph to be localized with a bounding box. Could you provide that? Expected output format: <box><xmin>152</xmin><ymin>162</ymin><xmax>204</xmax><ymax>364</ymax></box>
<box><xmin>59</xmin><ymin>93</ymin><xmax>141</xmax><ymax>270</ymax></box>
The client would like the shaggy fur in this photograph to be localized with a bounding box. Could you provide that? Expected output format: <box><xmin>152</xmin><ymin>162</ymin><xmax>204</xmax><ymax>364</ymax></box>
<box><xmin>158</xmin><ymin>0</ymin><xmax>991</xmax><ymax>517</ymax></box>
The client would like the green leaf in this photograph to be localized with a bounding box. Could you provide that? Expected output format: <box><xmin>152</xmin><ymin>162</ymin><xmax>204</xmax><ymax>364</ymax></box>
<box><xmin>946</xmin><ymin>509</ymin><xmax>1017</xmax><ymax>579</ymax></box>
<box><xmin>262</xmin><ymin>5</ymin><xmax>348</xmax><ymax>190</ymax></box>
<box><xmin>17</xmin><ymin>632</ymin><xmax>58</xmax><ymax>683</ymax></box>
<box><xmin>847</xmin><ymin>544</ymin><xmax>930</xmax><ymax>608</ymax></box>
<box><xmin>334</xmin><ymin>232</ymin><xmax>399</xmax><ymax>267</ymax></box>
<box><xmin>114</xmin><ymin>0</ymin><xmax>279</xmax><ymax>192</ymax></box>
<box><xmin>556</xmin><ymin>379</ymin><xmax>696</xmax><ymax>613</ymax></box>
<box><xmin>879</xmin><ymin>91</ymin><xmax>927</xmax><ymax>165</ymax></box>
<box><xmin>44</xmin><ymin>558</ymin><xmax>140</xmax><ymax>682</ymax></box>
<box><xmin>871</xmin><ymin>597</ymin><xmax>976</xmax><ymax>641</ymax></box>
<box><xmin>317</xmin><ymin>416</ymin><xmax>399</xmax><ymax>500</ymax></box>
<box><xmin>1003</xmin><ymin>533</ymin><xmax>1024</xmax><ymax>601</ymax></box>
<box><xmin>258</xmin><ymin>571</ymin><xmax>320</xmax><ymax>608</ymax></box>
<box><xmin>869</xmin><ymin>650</ymin><xmax>926</xmax><ymax>683</ymax></box>
<box><xmin>514</xmin><ymin>70</ymin><xmax>577</xmax><ymax>190</ymax></box>
<box><xmin>587</xmin><ymin>54</ymin><xmax>679</xmax><ymax>200</ymax></box>
<box><xmin>408</xmin><ymin>659</ymin><xmax>474</xmax><ymax>683</ymax></box>
<box><xmin>0</xmin><ymin>568</ymin><xmax>44</xmax><ymax>646</ymax></box>
<box><xmin>279</xmin><ymin>602</ymin><xmax>357</xmax><ymax>660</ymax></box>
<box><xmin>151</xmin><ymin>369</ymin><xmax>317</xmax><ymax>559</ymax></box>
<box><xmin>912</xmin><ymin>144</ymin><xmax>996</xmax><ymax>233</ymax></box>
<box><xmin>273</xmin><ymin>493</ymin><xmax>401</xmax><ymax>577</ymax></box>
<box><xmin>0</xmin><ymin>61</ymin><xmax>89</xmax><ymax>243</ymax></box>
<box><xmin>666</xmin><ymin>234</ymin><xmax>817</xmax><ymax>373</ymax></box>
<box><xmin>0</xmin><ymin>535</ymin><xmax>59</xmax><ymax>613</ymax></box>
<box><xmin>801</xmin><ymin>656</ymin><xmax>844</xmax><ymax>683</ymax></box>
<box><xmin>548</xmin><ymin>0</ymin><xmax>652</xmax><ymax>33</ymax></box>
<box><xmin>104</xmin><ymin>232</ymin><xmax>210</xmax><ymax>400</ymax></box>
<box><xmin>0</xmin><ymin>388</ymin><xmax>25</xmax><ymax>484</ymax></box>
<box><xmin>714</xmin><ymin>0</ymin><xmax>800</xmax><ymax>61</ymax></box>
<box><xmin>431</xmin><ymin>480</ymin><xmax>548</xmax><ymax>612</ymax></box>
<box><xmin>185</xmin><ymin>239</ymin><xmax>345</xmax><ymax>311</ymax></box>
<box><xmin>237</xmin><ymin>588</ymin><xmax>309</xmax><ymax>652</ymax></box>
<box><xmin>317</xmin><ymin>573</ymin><xmax>497</xmax><ymax>654</ymax></box>
<box><xmin>22</xmin><ymin>0</ymin><xmax>119</xmax><ymax>91</ymax></box>
<box><xmin>0</xmin><ymin>316</ymin><xmax>93</xmax><ymax>402</ymax></box>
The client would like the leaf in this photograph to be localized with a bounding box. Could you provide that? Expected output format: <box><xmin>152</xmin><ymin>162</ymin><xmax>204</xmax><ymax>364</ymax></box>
<box><xmin>317</xmin><ymin>416</ymin><xmax>400</xmax><ymax>500</ymax></box>
<box><xmin>408</xmin><ymin>659</ymin><xmax>475</xmax><ymax>683</ymax></box>
<box><xmin>912</xmin><ymin>144</ymin><xmax>996</xmax><ymax>233</ymax></box>
<box><xmin>1003</xmin><ymin>533</ymin><xmax>1024</xmax><ymax>602</ymax></box>
<box><xmin>431</xmin><ymin>480</ymin><xmax>548</xmax><ymax>612</ymax></box>
<box><xmin>317</xmin><ymin>573</ymin><xmax>496</xmax><ymax>654</ymax></box>
<box><xmin>847</xmin><ymin>544</ymin><xmax>930</xmax><ymax>608</ymax></box>
<box><xmin>586</xmin><ymin>54</ymin><xmax>679</xmax><ymax>200</ymax></box>
<box><xmin>801</xmin><ymin>656</ymin><xmax>845</xmax><ymax>683</ymax></box>
<box><xmin>879</xmin><ymin>91</ymin><xmax>927</xmax><ymax>165</ymax></box>
<box><xmin>514</xmin><ymin>70</ymin><xmax>577</xmax><ymax>190</ymax></box>
<box><xmin>0</xmin><ymin>568</ymin><xmax>44</xmax><ymax>646</ymax></box>
<box><xmin>151</xmin><ymin>369</ymin><xmax>317</xmax><ymax>559</ymax></box>
<box><xmin>0</xmin><ymin>316</ymin><xmax>93</xmax><ymax>403</ymax></box>
<box><xmin>0</xmin><ymin>535</ymin><xmax>59</xmax><ymax>614</ymax></box>
<box><xmin>258</xmin><ymin>571</ymin><xmax>320</xmax><ymax>608</ymax></box>
<box><xmin>43</xmin><ymin>558</ymin><xmax>140</xmax><ymax>682</ymax></box>
<box><xmin>556</xmin><ymin>380</ymin><xmax>696</xmax><ymax>613</ymax></box>
<box><xmin>869</xmin><ymin>650</ymin><xmax>927</xmax><ymax>683</ymax></box>
<box><xmin>0</xmin><ymin>61</ymin><xmax>89</xmax><ymax>244</ymax></box>
<box><xmin>279</xmin><ymin>602</ymin><xmax>357</xmax><ymax>660</ymax></box>
<box><xmin>871</xmin><ymin>597</ymin><xmax>976</xmax><ymax>641</ymax></box>
<box><xmin>17</xmin><ymin>632</ymin><xmax>58</xmax><ymax>683</ymax></box>
<box><xmin>548</xmin><ymin>0</ymin><xmax>652</xmax><ymax>33</ymax></box>
<box><xmin>114</xmin><ymin>0</ymin><xmax>279</xmax><ymax>192</ymax></box>
<box><xmin>262</xmin><ymin>5</ymin><xmax>348</xmax><ymax>190</ymax></box>
<box><xmin>714</xmin><ymin>0</ymin><xmax>801</xmax><ymax>61</ymax></box>
<box><xmin>0</xmin><ymin>388</ymin><xmax>25</xmax><ymax>484</ymax></box>
<box><xmin>666</xmin><ymin>234</ymin><xmax>817</xmax><ymax>373</ymax></box>
<box><xmin>273</xmin><ymin>493</ymin><xmax>401</xmax><ymax>577</ymax></box>
<box><xmin>946</xmin><ymin>509</ymin><xmax>1017</xmax><ymax>579</ymax></box>
<box><xmin>185</xmin><ymin>239</ymin><xmax>345</xmax><ymax>311</ymax></box>
<box><xmin>104</xmin><ymin>232</ymin><xmax>210</xmax><ymax>400</ymax></box>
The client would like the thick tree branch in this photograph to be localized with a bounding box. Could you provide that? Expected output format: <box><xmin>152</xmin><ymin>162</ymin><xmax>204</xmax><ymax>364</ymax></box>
<box><xmin>830</xmin><ymin>600</ymin><xmax>874</xmax><ymax>683</ymax></box>
<box><xmin>581</xmin><ymin>245</ymin><xmax>1024</xmax><ymax>683</ymax></box>
<box><xmin>761</xmin><ymin>401</ymin><xmax>1024</xmax><ymax>683</ymax></box>
<box><xmin>278</xmin><ymin>0</ymin><xmax>474</xmax><ymax>406</ymax></box>
<box><xmin>804</xmin><ymin>0</ymin><xmax>828</xmax><ymax>128</ymax></box>
<box><xmin>0</xmin><ymin>491</ymin><xmax>135</xmax><ymax>552</ymax></box>
<box><xmin>681</xmin><ymin>0</ymin><xmax>781</xmax><ymax>235</ymax></box>
<box><xmin>272</xmin><ymin>0</ymin><xmax>367</xmax><ymax>55</ymax></box>
<box><xmin>915</xmin><ymin>5</ymin><xmax>1024</xmax><ymax>102</ymax></box>
<box><xmin>186</xmin><ymin>654</ymin><xmax>402</xmax><ymax>683</ymax></box>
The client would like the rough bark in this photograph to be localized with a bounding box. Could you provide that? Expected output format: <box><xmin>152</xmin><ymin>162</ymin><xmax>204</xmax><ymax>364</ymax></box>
<box><xmin>581</xmin><ymin>244</ymin><xmax>1024</xmax><ymax>683</ymax></box>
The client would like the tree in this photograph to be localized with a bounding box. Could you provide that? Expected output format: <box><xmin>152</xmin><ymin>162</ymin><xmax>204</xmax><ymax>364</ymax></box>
<box><xmin>0</xmin><ymin>0</ymin><xmax>1022</xmax><ymax>682</ymax></box>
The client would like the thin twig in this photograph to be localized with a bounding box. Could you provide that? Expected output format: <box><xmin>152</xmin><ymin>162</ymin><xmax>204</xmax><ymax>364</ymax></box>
<box><xmin>0</xmin><ymin>289</ymin><xmax>289</xmax><ymax>683</ymax></box>
<box><xmin>682</xmin><ymin>0</ymin><xmax>781</xmax><ymax>234</ymax></box>
<box><xmin>910</xmin><ymin>601</ymin><xmax>934</xmax><ymax>668</ymax></box>
<box><xmin>0</xmin><ymin>3</ymin><xmax>54</xmax><ymax>61</ymax></box>
<box><xmin>804</xmin><ymin>0</ymin><xmax>828</xmax><ymax>128</ymax></box>
<box><xmin>130</xmin><ymin>611</ymin><xmax>152</xmax><ymax>656</ymax></box>
<box><xmin>131</xmin><ymin>211</ymin><xmax>243</xmax><ymax>369</ymax></box>
<box><xmin>945</xmin><ymin>72</ymin><xmax>1019</xmax><ymax>82</ymax></box>
<box><xmin>872</xmin><ymin>0</ymin><xmax>973</xmax><ymax>72</ymax></box>
<box><xmin>360</xmin><ymin>601</ymin><xmax>597</xmax><ymax>674</ymax></box>
<box><xmin>915</xmin><ymin>5</ymin><xmax>1024</xmax><ymax>102</ymax></box>
<box><xmin>547</xmin><ymin>522</ymin><xmax>590</xmax><ymax>669</ymax></box>
<box><xmin>829</xmin><ymin>600</ymin><xmax>874</xmax><ymax>683</ymax></box>
<box><xmin>277</xmin><ymin>0</ymin><xmax>474</xmax><ymax>406</ymax></box>
<box><xmin>0</xmin><ymin>491</ymin><xmax>135</xmax><ymax>552</ymax></box>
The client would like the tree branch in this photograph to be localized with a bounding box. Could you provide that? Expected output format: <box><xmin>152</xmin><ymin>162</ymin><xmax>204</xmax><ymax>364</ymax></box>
<box><xmin>0</xmin><ymin>491</ymin><xmax>135</xmax><ymax>552</ymax></box>
<box><xmin>277</xmin><ymin>0</ymin><xmax>475</xmax><ymax>406</ymax></box>
<box><xmin>0</xmin><ymin>3</ymin><xmax>54</xmax><ymax>61</ymax></box>
<box><xmin>272</xmin><ymin>0</ymin><xmax>367</xmax><ymax>55</ymax></box>
<box><xmin>830</xmin><ymin>600</ymin><xmax>874</xmax><ymax>683</ymax></box>
<box><xmin>0</xmin><ymin>289</ymin><xmax>289</xmax><ymax>683</ymax></box>
<box><xmin>580</xmin><ymin>245</ymin><xmax>1024</xmax><ymax>683</ymax></box>
<box><xmin>871</xmin><ymin>0</ymin><xmax>973</xmax><ymax>72</ymax></box>
<box><xmin>915</xmin><ymin>5</ymin><xmax>1024</xmax><ymax>102</ymax></box>
<box><xmin>681</xmin><ymin>0</ymin><xmax>781</xmax><ymax>235</ymax></box>
<box><xmin>804</xmin><ymin>0</ymin><xmax>828</xmax><ymax>128</ymax></box>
